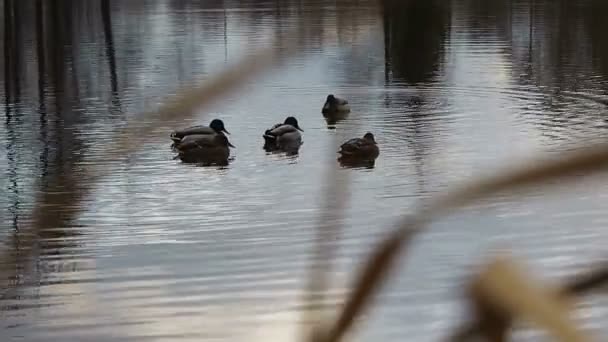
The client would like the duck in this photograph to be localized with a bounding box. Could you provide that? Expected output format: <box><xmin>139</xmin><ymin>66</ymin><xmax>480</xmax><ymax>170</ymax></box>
<box><xmin>322</xmin><ymin>94</ymin><xmax>350</xmax><ymax>115</ymax></box>
<box><xmin>262</xmin><ymin>116</ymin><xmax>304</xmax><ymax>154</ymax></box>
<box><xmin>337</xmin><ymin>132</ymin><xmax>379</xmax><ymax>164</ymax></box>
<box><xmin>175</xmin><ymin>134</ymin><xmax>235</xmax><ymax>165</ymax></box>
<box><xmin>170</xmin><ymin>119</ymin><xmax>230</xmax><ymax>148</ymax></box>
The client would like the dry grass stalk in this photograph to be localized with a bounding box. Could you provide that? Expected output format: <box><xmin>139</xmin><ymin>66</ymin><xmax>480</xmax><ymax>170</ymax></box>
<box><xmin>101</xmin><ymin>37</ymin><xmax>302</xmax><ymax>171</ymax></box>
<box><xmin>302</xmin><ymin>6</ymin><xmax>382</xmax><ymax>340</ymax></box>
<box><xmin>1</xmin><ymin>2</ymin><xmax>606</xmax><ymax>340</ymax></box>
<box><xmin>316</xmin><ymin>142</ymin><xmax>608</xmax><ymax>342</ymax></box>
<box><xmin>301</xmin><ymin>160</ymin><xmax>351</xmax><ymax>342</ymax></box>
<box><xmin>562</xmin><ymin>261</ymin><xmax>608</xmax><ymax>295</ymax></box>
<box><xmin>448</xmin><ymin>259</ymin><xmax>608</xmax><ymax>342</ymax></box>
<box><xmin>0</xmin><ymin>26</ymin><xmax>306</xmax><ymax>286</ymax></box>
<box><xmin>470</xmin><ymin>255</ymin><xmax>590</xmax><ymax>342</ymax></box>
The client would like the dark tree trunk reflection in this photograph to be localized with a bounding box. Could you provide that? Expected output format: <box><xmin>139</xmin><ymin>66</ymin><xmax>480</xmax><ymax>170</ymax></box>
<box><xmin>382</xmin><ymin>0</ymin><xmax>450</xmax><ymax>84</ymax></box>
<box><xmin>101</xmin><ymin>0</ymin><xmax>121</xmax><ymax>113</ymax></box>
<box><xmin>36</xmin><ymin>0</ymin><xmax>49</xmax><ymax>180</ymax></box>
<box><xmin>4</xmin><ymin>0</ymin><xmax>22</xmax><ymax>232</ymax></box>
<box><xmin>4</xmin><ymin>0</ymin><xmax>21</xmax><ymax>106</ymax></box>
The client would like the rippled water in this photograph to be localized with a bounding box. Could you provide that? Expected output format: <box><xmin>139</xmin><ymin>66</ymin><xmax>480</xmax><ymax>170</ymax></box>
<box><xmin>1</xmin><ymin>0</ymin><xmax>608</xmax><ymax>341</ymax></box>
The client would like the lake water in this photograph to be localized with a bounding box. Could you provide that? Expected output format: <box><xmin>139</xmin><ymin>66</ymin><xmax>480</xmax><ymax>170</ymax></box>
<box><xmin>1</xmin><ymin>0</ymin><xmax>607</xmax><ymax>341</ymax></box>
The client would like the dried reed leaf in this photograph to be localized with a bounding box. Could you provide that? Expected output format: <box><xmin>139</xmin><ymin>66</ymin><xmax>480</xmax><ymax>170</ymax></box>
<box><xmin>314</xmin><ymin>224</ymin><xmax>420</xmax><ymax>342</ymax></box>
<box><xmin>562</xmin><ymin>261</ymin><xmax>608</xmax><ymax>296</ymax></box>
<box><xmin>302</xmin><ymin>163</ymin><xmax>351</xmax><ymax>342</ymax></box>
<box><xmin>102</xmin><ymin>37</ymin><xmax>302</xmax><ymax>170</ymax></box>
<box><xmin>472</xmin><ymin>255</ymin><xmax>590</xmax><ymax>342</ymax></box>
<box><xmin>467</xmin><ymin>276</ymin><xmax>511</xmax><ymax>342</ymax></box>
<box><xmin>301</xmin><ymin>10</ymin><xmax>382</xmax><ymax>341</ymax></box>
<box><xmin>320</xmin><ymin>142</ymin><xmax>608</xmax><ymax>342</ymax></box>
<box><xmin>1</xmin><ymin>26</ymin><xmax>305</xmax><ymax>284</ymax></box>
<box><xmin>447</xmin><ymin>259</ymin><xmax>608</xmax><ymax>342</ymax></box>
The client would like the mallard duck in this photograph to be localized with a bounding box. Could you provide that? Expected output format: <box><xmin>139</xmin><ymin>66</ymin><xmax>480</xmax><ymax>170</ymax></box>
<box><xmin>322</xmin><ymin>94</ymin><xmax>350</xmax><ymax>115</ymax></box>
<box><xmin>170</xmin><ymin>119</ymin><xmax>230</xmax><ymax>147</ymax></box>
<box><xmin>175</xmin><ymin>134</ymin><xmax>235</xmax><ymax>165</ymax></box>
<box><xmin>337</xmin><ymin>132</ymin><xmax>379</xmax><ymax>162</ymax></box>
<box><xmin>262</xmin><ymin>116</ymin><xmax>304</xmax><ymax>154</ymax></box>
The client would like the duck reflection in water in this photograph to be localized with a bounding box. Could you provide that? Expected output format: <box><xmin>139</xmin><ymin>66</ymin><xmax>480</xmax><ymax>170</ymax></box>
<box><xmin>324</xmin><ymin>111</ymin><xmax>350</xmax><ymax>129</ymax></box>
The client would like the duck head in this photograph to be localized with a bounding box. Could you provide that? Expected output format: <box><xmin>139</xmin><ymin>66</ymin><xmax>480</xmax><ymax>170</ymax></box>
<box><xmin>326</xmin><ymin>94</ymin><xmax>336</xmax><ymax>105</ymax></box>
<box><xmin>284</xmin><ymin>116</ymin><xmax>303</xmax><ymax>132</ymax></box>
<box><xmin>363</xmin><ymin>132</ymin><xmax>376</xmax><ymax>143</ymax></box>
<box><xmin>215</xmin><ymin>134</ymin><xmax>235</xmax><ymax>148</ymax></box>
<box><xmin>210</xmin><ymin>119</ymin><xmax>230</xmax><ymax>135</ymax></box>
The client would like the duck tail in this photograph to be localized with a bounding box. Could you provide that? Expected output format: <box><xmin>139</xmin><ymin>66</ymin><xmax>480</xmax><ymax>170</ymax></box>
<box><xmin>263</xmin><ymin>131</ymin><xmax>277</xmax><ymax>143</ymax></box>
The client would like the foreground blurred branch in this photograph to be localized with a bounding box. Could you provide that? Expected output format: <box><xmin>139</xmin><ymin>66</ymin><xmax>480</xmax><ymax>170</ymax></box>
<box><xmin>449</xmin><ymin>260</ymin><xmax>608</xmax><ymax>342</ymax></box>
<box><xmin>314</xmin><ymin>142</ymin><xmax>608</xmax><ymax>342</ymax></box>
<box><xmin>301</xmin><ymin>140</ymin><xmax>351</xmax><ymax>342</ymax></box>
<box><xmin>0</xmin><ymin>24</ymin><xmax>306</xmax><ymax>287</ymax></box>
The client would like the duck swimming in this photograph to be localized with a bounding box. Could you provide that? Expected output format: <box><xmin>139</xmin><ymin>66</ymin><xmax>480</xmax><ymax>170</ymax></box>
<box><xmin>170</xmin><ymin>119</ymin><xmax>230</xmax><ymax>148</ymax></box>
<box><xmin>175</xmin><ymin>134</ymin><xmax>235</xmax><ymax>165</ymax></box>
<box><xmin>322</xmin><ymin>94</ymin><xmax>350</xmax><ymax>115</ymax></box>
<box><xmin>337</xmin><ymin>132</ymin><xmax>379</xmax><ymax>165</ymax></box>
<box><xmin>262</xmin><ymin>116</ymin><xmax>304</xmax><ymax>155</ymax></box>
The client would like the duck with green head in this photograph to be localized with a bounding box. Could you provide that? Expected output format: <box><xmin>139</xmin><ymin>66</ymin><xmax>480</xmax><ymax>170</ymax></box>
<box><xmin>262</xmin><ymin>116</ymin><xmax>304</xmax><ymax>154</ymax></box>
<box><xmin>170</xmin><ymin>119</ymin><xmax>230</xmax><ymax>148</ymax></box>
<box><xmin>322</xmin><ymin>94</ymin><xmax>350</xmax><ymax>116</ymax></box>
<box><xmin>337</xmin><ymin>132</ymin><xmax>379</xmax><ymax>165</ymax></box>
<box><xmin>175</xmin><ymin>134</ymin><xmax>235</xmax><ymax>165</ymax></box>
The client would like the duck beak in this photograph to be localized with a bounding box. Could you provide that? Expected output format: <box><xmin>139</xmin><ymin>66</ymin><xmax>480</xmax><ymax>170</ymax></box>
<box><xmin>228</xmin><ymin>141</ymin><xmax>235</xmax><ymax>148</ymax></box>
<box><xmin>222</xmin><ymin>129</ymin><xmax>231</xmax><ymax>135</ymax></box>
<box><xmin>296</xmin><ymin>126</ymin><xmax>304</xmax><ymax>132</ymax></box>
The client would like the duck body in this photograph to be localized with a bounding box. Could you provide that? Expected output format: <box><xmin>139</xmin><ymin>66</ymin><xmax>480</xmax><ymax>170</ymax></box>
<box><xmin>170</xmin><ymin>119</ymin><xmax>230</xmax><ymax>148</ymax></box>
<box><xmin>262</xmin><ymin>122</ymin><xmax>283</xmax><ymax>148</ymax></box>
<box><xmin>175</xmin><ymin>134</ymin><xmax>216</xmax><ymax>148</ymax></box>
<box><xmin>322</xmin><ymin>94</ymin><xmax>350</xmax><ymax>116</ymax></box>
<box><xmin>175</xmin><ymin>134</ymin><xmax>235</xmax><ymax>165</ymax></box>
<box><xmin>263</xmin><ymin>116</ymin><xmax>304</xmax><ymax>154</ymax></box>
<box><xmin>337</xmin><ymin>132</ymin><xmax>379</xmax><ymax>163</ymax></box>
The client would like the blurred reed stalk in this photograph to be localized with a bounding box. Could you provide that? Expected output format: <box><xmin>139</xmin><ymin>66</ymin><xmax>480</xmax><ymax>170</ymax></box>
<box><xmin>448</xmin><ymin>256</ymin><xmax>607</xmax><ymax>342</ymax></box>
<box><xmin>0</xmin><ymin>22</ymin><xmax>311</xmax><ymax>288</ymax></box>
<box><xmin>300</xmin><ymin>142</ymin><xmax>351</xmax><ymax>342</ymax></box>
<box><xmin>1</xmin><ymin>1</ymin><xmax>607</xmax><ymax>341</ymax></box>
<box><xmin>311</xmin><ymin>142</ymin><xmax>608</xmax><ymax>342</ymax></box>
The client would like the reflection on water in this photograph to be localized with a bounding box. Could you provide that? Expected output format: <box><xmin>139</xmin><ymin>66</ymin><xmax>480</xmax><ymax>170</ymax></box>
<box><xmin>1</xmin><ymin>0</ymin><xmax>608</xmax><ymax>341</ymax></box>
<box><xmin>383</xmin><ymin>0</ymin><xmax>450</xmax><ymax>84</ymax></box>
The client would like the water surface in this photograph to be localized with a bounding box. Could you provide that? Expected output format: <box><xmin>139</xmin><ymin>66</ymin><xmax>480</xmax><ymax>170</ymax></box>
<box><xmin>1</xmin><ymin>0</ymin><xmax>608</xmax><ymax>341</ymax></box>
